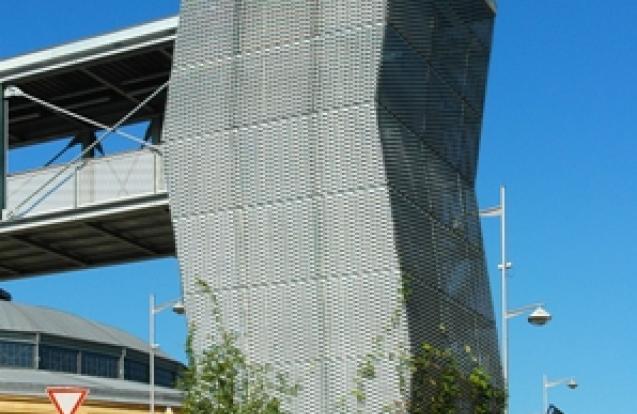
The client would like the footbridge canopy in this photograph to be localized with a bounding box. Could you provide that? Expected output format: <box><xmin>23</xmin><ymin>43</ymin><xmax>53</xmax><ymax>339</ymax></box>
<box><xmin>0</xmin><ymin>17</ymin><xmax>179</xmax><ymax>280</ymax></box>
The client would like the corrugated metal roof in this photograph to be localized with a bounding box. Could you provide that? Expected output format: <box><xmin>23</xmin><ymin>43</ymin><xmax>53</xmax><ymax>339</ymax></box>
<box><xmin>0</xmin><ymin>16</ymin><xmax>178</xmax><ymax>83</ymax></box>
<box><xmin>0</xmin><ymin>301</ymin><xmax>171</xmax><ymax>358</ymax></box>
<box><xmin>3</xmin><ymin>17</ymin><xmax>175</xmax><ymax>147</ymax></box>
<box><xmin>0</xmin><ymin>367</ymin><xmax>182</xmax><ymax>406</ymax></box>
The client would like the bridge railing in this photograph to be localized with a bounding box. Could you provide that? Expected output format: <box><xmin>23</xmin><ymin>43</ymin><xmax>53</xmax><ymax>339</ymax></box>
<box><xmin>4</xmin><ymin>148</ymin><xmax>165</xmax><ymax>220</ymax></box>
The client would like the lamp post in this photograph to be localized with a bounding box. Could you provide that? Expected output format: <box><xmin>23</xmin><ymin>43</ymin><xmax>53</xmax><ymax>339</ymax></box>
<box><xmin>480</xmin><ymin>185</ymin><xmax>552</xmax><ymax>414</ymax></box>
<box><xmin>543</xmin><ymin>375</ymin><xmax>577</xmax><ymax>414</ymax></box>
<box><xmin>149</xmin><ymin>294</ymin><xmax>185</xmax><ymax>414</ymax></box>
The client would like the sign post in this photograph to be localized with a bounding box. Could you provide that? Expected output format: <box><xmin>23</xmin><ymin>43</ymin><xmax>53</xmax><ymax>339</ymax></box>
<box><xmin>47</xmin><ymin>387</ymin><xmax>89</xmax><ymax>414</ymax></box>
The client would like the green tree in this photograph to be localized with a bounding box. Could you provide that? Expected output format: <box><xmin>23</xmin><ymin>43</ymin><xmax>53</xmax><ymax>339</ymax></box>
<box><xmin>468</xmin><ymin>366</ymin><xmax>506</xmax><ymax>414</ymax></box>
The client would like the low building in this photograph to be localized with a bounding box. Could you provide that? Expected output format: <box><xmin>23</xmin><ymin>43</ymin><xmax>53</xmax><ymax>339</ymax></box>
<box><xmin>0</xmin><ymin>298</ymin><xmax>183</xmax><ymax>413</ymax></box>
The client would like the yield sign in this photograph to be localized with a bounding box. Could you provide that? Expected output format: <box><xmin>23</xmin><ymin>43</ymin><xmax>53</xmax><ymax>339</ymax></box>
<box><xmin>46</xmin><ymin>387</ymin><xmax>89</xmax><ymax>414</ymax></box>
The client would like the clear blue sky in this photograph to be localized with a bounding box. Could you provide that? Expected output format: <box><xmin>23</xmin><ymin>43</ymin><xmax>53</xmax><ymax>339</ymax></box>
<box><xmin>2</xmin><ymin>1</ymin><xmax>636</xmax><ymax>413</ymax></box>
<box><xmin>479</xmin><ymin>1</ymin><xmax>637</xmax><ymax>413</ymax></box>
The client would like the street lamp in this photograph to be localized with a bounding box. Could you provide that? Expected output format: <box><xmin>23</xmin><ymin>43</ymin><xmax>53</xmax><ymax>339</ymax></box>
<box><xmin>507</xmin><ymin>303</ymin><xmax>552</xmax><ymax>326</ymax></box>
<box><xmin>149</xmin><ymin>294</ymin><xmax>185</xmax><ymax>414</ymax></box>
<box><xmin>480</xmin><ymin>185</ymin><xmax>552</xmax><ymax>414</ymax></box>
<box><xmin>543</xmin><ymin>375</ymin><xmax>577</xmax><ymax>414</ymax></box>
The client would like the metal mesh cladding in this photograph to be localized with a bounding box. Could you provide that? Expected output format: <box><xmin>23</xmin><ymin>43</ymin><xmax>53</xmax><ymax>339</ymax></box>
<box><xmin>162</xmin><ymin>0</ymin><xmax>499</xmax><ymax>412</ymax></box>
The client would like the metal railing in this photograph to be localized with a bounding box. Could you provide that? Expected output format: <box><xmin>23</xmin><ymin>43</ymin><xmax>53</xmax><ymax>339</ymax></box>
<box><xmin>4</xmin><ymin>149</ymin><xmax>165</xmax><ymax>220</ymax></box>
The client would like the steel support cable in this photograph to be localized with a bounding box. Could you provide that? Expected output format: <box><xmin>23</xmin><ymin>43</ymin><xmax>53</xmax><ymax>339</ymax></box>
<box><xmin>4</xmin><ymin>86</ymin><xmax>159</xmax><ymax>151</ymax></box>
<box><xmin>44</xmin><ymin>142</ymin><xmax>79</xmax><ymax>167</ymax></box>
<box><xmin>44</xmin><ymin>135</ymin><xmax>105</xmax><ymax>168</ymax></box>
<box><xmin>5</xmin><ymin>81</ymin><xmax>169</xmax><ymax>220</ymax></box>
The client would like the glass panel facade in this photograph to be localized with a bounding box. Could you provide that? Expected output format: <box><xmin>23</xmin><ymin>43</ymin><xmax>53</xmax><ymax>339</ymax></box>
<box><xmin>124</xmin><ymin>358</ymin><xmax>178</xmax><ymax>387</ymax></box>
<box><xmin>81</xmin><ymin>351</ymin><xmax>118</xmax><ymax>378</ymax></box>
<box><xmin>39</xmin><ymin>345</ymin><xmax>77</xmax><ymax>373</ymax></box>
<box><xmin>124</xmin><ymin>358</ymin><xmax>149</xmax><ymax>383</ymax></box>
<box><xmin>0</xmin><ymin>334</ymin><xmax>180</xmax><ymax>387</ymax></box>
<box><xmin>0</xmin><ymin>340</ymin><xmax>33</xmax><ymax>368</ymax></box>
<box><xmin>156</xmin><ymin>367</ymin><xmax>177</xmax><ymax>388</ymax></box>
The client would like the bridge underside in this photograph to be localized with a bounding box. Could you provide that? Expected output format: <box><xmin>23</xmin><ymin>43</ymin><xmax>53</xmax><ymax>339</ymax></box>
<box><xmin>0</xmin><ymin>195</ymin><xmax>174</xmax><ymax>280</ymax></box>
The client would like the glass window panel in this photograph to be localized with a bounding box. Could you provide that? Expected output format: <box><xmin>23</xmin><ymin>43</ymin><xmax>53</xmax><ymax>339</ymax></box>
<box><xmin>124</xmin><ymin>358</ymin><xmax>149</xmax><ymax>383</ymax></box>
<box><xmin>39</xmin><ymin>345</ymin><xmax>77</xmax><ymax>373</ymax></box>
<box><xmin>124</xmin><ymin>358</ymin><xmax>177</xmax><ymax>388</ymax></box>
<box><xmin>0</xmin><ymin>340</ymin><xmax>34</xmax><ymax>368</ymax></box>
<box><xmin>155</xmin><ymin>367</ymin><xmax>176</xmax><ymax>388</ymax></box>
<box><xmin>81</xmin><ymin>352</ymin><xmax>118</xmax><ymax>378</ymax></box>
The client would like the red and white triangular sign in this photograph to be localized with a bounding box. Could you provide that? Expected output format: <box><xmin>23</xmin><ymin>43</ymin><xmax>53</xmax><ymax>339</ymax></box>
<box><xmin>47</xmin><ymin>387</ymin><xmax>89</xmax><ymax>414</ymax></box>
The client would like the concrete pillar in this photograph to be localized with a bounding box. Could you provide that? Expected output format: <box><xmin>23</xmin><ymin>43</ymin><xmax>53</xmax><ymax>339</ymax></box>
<box><xmin>0</xmin><ymin>84</ymin><xmax>6</xmax><ymax>213</ymax></box>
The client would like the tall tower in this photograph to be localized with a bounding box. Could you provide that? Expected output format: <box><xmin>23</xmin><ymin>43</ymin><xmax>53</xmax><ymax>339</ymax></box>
<box><xmin>163</xmin><ymin>0</ymin><xmax>499</xmax><ymax>412</ymax></box>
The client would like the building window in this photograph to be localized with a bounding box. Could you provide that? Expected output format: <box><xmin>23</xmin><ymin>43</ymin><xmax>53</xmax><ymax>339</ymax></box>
<box><xmin>81</xmin><ymin>352</ymin><xmax>118</xmax><ymax>378</ymax></box>
<box><xmin>156</xmin><ymin>367</ymin><xmax>177</xmax><ymax>388</ymax></box>
<box><xmin>39</xmin><ymin>345</ymin><xmax>78</xmax><ymax>373</ymax></box>
<box><xmin>0</xmin><ymin>341</ymin><xmax>34</xmax><ymax>368</ymax></box>
<box><xmin>124</xmin><ymin>358</ymin><xmax>177</xmax><ymax>388</ymax></box>
<box><xmin>124</xmin><ymin>358</ymin><xmax>149</xmax><ymax>383</ymax></box>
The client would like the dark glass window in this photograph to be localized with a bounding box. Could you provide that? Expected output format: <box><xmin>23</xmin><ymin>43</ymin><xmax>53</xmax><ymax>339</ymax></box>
<box><xmin>124</xmin><ymin>358</ymin><xmax>177</xmax><ymax>388</ymax></box>
<box><xmin>0</xmin><ymin>341</ymin><xmax>34</xmax><ymax>368</ymax></box>
<box><xmin>156</xmin><ymin>367</ymin><xmax>177</xmax><ymax>388</ymax></box>
<box><xmin>81</xmin><ymin>352</ymin><xmax>118</xmax><ymax>378</ymax></box>
<box><xmin>124</xmin><ymin>358</ymin><xmax>149</xmax><ymax>383</ymax></box>
<box><xmin>39</xmin><ymin>345</ymin><xmax>78</xmax><ymax>373</ymax></box>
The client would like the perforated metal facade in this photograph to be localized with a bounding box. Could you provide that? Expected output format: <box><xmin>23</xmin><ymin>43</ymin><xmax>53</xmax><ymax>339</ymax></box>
<box><xmin>163</xmin><ymin>1</ymin><xmax>499</xmax><ymax>411</ymax></box>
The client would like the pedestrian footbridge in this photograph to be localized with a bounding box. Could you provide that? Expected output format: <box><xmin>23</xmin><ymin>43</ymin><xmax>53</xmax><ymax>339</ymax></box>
<box><xmin>0</xmin><ymin>17</ymin><xmax>178</xmax><ymax>279</ymax></box>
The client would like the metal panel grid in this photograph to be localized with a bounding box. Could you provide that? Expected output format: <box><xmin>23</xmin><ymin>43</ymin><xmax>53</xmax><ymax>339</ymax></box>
<box><xmin>163</xmin><ymin>0</ymin><xmax>499</xmax><ymax>411</ymax></box>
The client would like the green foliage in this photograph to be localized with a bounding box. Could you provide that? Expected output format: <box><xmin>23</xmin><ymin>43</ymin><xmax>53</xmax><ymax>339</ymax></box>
<box><xmin>413</xmin><ymin>343</ymin><xmax>462</xmax><ymax>414</ymax></box>
<box><xmin>348</xmin><ymin>273</ymin><xmax>506</xmax><ymax>414</ymax></box>
<box><xmin>178</xmin><ymin>280</ymin><xmax>298</xmax><ymax>414</ymax></box>
<box><xmin>468</xmin><ymin>366</ymin><xmax>506</xmax><ymax>414</ymax></box>
<box><xmin>180</xmin><ymin>276</ymin><xmax>505</xmax><ymax>414</ymax></box>
<box><xmin>357</xmin><ymin>340</ymin><xmax>505</xmax><ymax>414</ymax></box>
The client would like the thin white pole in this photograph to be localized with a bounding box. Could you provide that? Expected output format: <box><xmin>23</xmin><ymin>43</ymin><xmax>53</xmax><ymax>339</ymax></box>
<box><xmin>543</xmin><ymin>374</ymin><xmax>548</xmax><ymax>414</ymax></box>
<box><xmin>500</xmin><ymin>184</ymin><xmax>509</xmax><ymax>414</ymax></box>
<box><xmin>149</xmin><ymin>294</ymin><xmax>155</xmax><ymax>414</ymax></box>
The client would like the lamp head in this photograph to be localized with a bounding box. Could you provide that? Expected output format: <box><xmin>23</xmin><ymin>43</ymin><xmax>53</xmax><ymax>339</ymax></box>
<box><xmin>567</xmin><ymin>378</ymin><xmax>578</xmax><ymax>389</ymax></box>
<box><xmin>171</xmin><ymin>300</ymin><xmax>185</xmax><ymax>315</ymax></box>
<box><xmin>527</xmin><ymin>306</ymin><xmax>551</xmax><ymax>326</ymax></box>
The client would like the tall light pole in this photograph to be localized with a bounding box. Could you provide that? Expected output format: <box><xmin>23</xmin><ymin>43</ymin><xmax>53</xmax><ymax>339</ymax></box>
<box><xmin>480</xmin><ymin>185</ymin><xmax>552</xmax><ymax>414</ymax></box>
<box><xmin>149</xmin><ymin>294</ymin><xmax>185</xmax><ymax>414</ymax></box>
<box><xmin>543</xmin><ymin>375</ymin><xmax>577</xmax><ymax>414</ymax></box>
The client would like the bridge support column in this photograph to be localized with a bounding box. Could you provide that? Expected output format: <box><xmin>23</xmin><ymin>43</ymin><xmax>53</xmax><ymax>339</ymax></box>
<box><xmin>0</xmin><ymin>84</ymin><xmax>6</xmax><ymax>215</ymax></box>
<box><xmin>144</xmin><ymin>115</ymin><xmax>163</xmax><ymax>145</ymax></box>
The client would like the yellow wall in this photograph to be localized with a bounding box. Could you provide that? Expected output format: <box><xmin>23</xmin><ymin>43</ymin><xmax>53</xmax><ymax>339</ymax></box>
<box><xmin>0</xmin><ymin>395</ymin><xmax>180</xmax><ymax>414</ymax></box>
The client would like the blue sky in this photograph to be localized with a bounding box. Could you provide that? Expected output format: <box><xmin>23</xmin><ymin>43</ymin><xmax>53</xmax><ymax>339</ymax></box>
<box><xmin>1</xmin><ymin>1</ymin><xmax>635</xmax><ymax>413</ymax></box>
<box><xmin>479</xmin><ymin>1</ymin><xmax>637</xmax><ymax>413</ymax></box>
